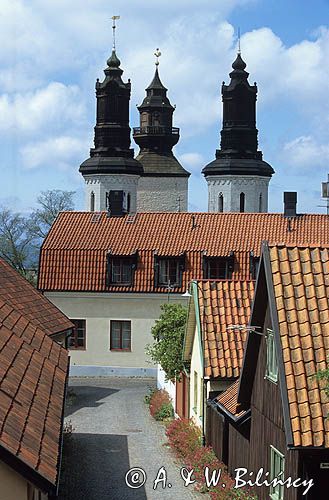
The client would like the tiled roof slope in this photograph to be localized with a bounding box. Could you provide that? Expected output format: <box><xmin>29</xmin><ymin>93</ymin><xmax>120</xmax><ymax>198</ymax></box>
<box><xmin>197</xmin><ymin>280</ymin><xmax>254</xmax><ymax>379</ymax></box>
<box><xmin>214</xmin><ymin>380</ymin><xmax>247</xmax><ymax>419</ymax></box>
<box><xmin>269</xmin><ymin>245</ymin><xmax>329</xmax><ymax>447</ymax></box>
<box><xmin>39</xmin><ymin>211</ymin><xmax>329</xmax><ymax>292</ymax></box>
<box><xmin>0</xmin><ymin>299</ymin><xmax>69</xmax><ymax>489</ymax></box>
<box><xmin>0</xmin><ymin>258</ymin><xmax>73</xmax><ymax>335</ymax></box>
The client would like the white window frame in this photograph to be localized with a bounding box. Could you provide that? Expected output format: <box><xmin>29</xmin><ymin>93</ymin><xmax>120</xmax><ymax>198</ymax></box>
<box><xmin>270</xmin><ymin>445</ymin><xmax>285</xmax><ymax>500</ymax></box>
<box><xmin>266</xmin><ymin>328</ymin><xmax>278</xmax><ymax>383</ymax></box>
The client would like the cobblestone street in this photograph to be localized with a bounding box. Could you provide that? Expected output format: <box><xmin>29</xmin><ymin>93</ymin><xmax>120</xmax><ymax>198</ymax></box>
<box><xmin>58</xmin><ymin>378</ymin><xmax>206</xmax><ymax>500</ymax></box>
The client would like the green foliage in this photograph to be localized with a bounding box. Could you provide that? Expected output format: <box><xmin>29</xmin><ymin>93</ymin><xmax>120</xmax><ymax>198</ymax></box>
<box><xmin>144</xmin><ymin>386</ymin><xmax>157</xmax><ymax>405</ymax></box>
<box><xmin>0</xmin><ymin>190</ymin><xmax>75</xmax><ymax>281</ymax></box>
<box><xmin>166</xmin><ymin>419</ymin><xmax>257</xmax><ymax>499</ymax></box>
<box><xmin>146</xmin><ymin>303</ymin><xmax>187</xmax><ymax>381</ymax></box>
<box><xmin>0</xmin><ymin>207</ymin><xmax>33</xmax><ymax>274</ymax></box>
<box><xmin>149</xmin><ymin>389</ymin><xmax>174</xmax><ymax>421</ymax></box>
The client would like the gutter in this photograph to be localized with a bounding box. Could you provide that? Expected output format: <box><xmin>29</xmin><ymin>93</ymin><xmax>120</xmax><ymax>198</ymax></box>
<box><xmin>55</xmin><ymin>355</ymin><xmax>71</xmax><ymax>497</ymax></box>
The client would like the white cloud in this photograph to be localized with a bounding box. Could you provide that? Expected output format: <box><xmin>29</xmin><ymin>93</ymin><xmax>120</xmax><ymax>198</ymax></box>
<box><xmin>21</xmin><ymin>135</ymin><xmax>88</xmax><ymax>170</ymax></box>
<box><xmin>0</xmin><ymin>82</ymin><xmax>86</xmax><ymax>135</ymax></box>
<box><xmin>178</xmin><ymin>153</ymin><xmax>205</xmax><ymax>173</ymax></box>
<box><xmin>282</xmin><ymin>136</ymin><xmax>329</xmax><ymax>170</ymax></box>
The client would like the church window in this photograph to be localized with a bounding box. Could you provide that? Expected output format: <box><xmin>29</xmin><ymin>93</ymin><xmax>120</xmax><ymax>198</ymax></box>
<box><xmin>240</xmin><ymin>192</ymin><xmax>245</xmax><ymax>212</ymax></box>
<box><xmin>127</xmin><ymin>193</ymin><xmax>131</xmax><ymax>213</ymax></box>
<box><xmin>259</xmin><ymin>193</ymin><xmax>263</xmax><ymax>213</ymax></box>
<box><xmin>141</xmin><ymin>112</ymin><xmax>148</xmax><ymax>129</ymax></box>
<box><xmin>90</xmin><ymin>191</ymin><xmax>95</xmax><ymax>212</ymax></box>
<box><xmin>68</xmin><ymin>320</ymin><xmax>86</xmax><ymax>349</ymax></box>
<box><xmin>218</xmin><ymin>193</ymin><xmax>224</xmax><ymax>212</ymax></box>
<box><xmin>152</xmin><ymin>112</ymin><xmax>160</xmax><ymax>126</ymax></box>
<box><xmin>110</xmin><ymin>320</ymin><xmax>131</xmax><ymax>351</ymax></box>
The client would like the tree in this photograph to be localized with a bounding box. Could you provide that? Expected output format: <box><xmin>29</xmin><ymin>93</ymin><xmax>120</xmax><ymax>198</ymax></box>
<box><xmin>28</xmin><ymin>189</ymin><xmax>75</xmax><ymax>240</ymax></box>
<box><xmin>0</xmin><ymin>190</ymin><xmax>75</xmax><ymax>282</ymax></box>
<box><xmin>0</xmin><ymin>208</ymin><xmax>32</xmax><ymax>274</ymax></box>
<box><xmin>146</xmin><ymin>303</ymin><xmax>187</xmax><ymax>381</ymax></box>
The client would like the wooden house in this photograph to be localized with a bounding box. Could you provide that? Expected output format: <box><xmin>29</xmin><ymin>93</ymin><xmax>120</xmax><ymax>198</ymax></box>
<box><xmin>208</xmin><ymin>243</ymin><xmax>329</xmax><ymax>500</ymax></box>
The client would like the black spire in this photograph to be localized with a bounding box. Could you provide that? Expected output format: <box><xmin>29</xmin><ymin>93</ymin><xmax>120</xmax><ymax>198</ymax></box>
<box><xmin>202</xmin><ymin>53</ymin><xmax>274</xmax><ymax>177</ymax></box>
<box><xmin>79</xmin><ymin>48</ymin><xmax>142</xmax><ymax>176</ymax></box>
<box><xmin>133</xmin><ymin>51</ymin><xmax>190</xmax><ymax>179</ymax></box>
<box><xmin>133</xmin><ymin>65</ymin><xmax>179</xmax><ymax>154</ymax></box>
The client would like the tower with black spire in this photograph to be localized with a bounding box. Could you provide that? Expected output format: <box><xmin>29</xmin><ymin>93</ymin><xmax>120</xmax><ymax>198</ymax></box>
<box><xmin>133</xmin><ymin>50</ymin><xmax>190</xmax><ymax>212</ymax></box>
<box><xmin>79</xmin><ymin>18</ymin><xmax>143</xmax><ymax>213</ymax></box>
<box><xmin>202</xmin><ymin>51</ymin><xmax>274</xmax><ymax>213</ymax></box>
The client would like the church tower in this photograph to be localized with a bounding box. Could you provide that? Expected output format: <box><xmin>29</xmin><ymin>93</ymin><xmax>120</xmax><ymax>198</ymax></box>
<box><xmin>202</xmin><ymin>52</ymin><xmax>274</xmax><ymax>213</ymax></box>
<box><xmin>79</xmin><ymin>21</ymin><xmax>143</xmax><ymax>213</ymax></box>
<box><xmin>133</xmin><ymin>50</ymin><xmax>190</xmax><ymax>212</ymax></box>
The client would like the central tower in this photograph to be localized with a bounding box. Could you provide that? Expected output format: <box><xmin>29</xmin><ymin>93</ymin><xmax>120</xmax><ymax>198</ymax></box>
<box><xmin>133</xmin><ymin>50</ymin><xmax>190</xmax><ymax>212</ymax></box>
<box><xmin>202</xmin><ymin>52</ymin><xmax>274</xmax><ymax>213</ymax></box>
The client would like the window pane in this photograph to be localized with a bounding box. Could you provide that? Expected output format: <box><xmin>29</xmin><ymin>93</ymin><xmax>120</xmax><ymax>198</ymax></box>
<box><xmin>111</xmin><ymin>321</ymin><xmax>131</xmax><ymax>350</ymax></box>
<box><xmin>111</xmin><ymin>258</ymin><xmax>133</xmax><ymax>284</ymax></box>
<box><xmin>207</xmin><ymin>259</ymin><xmax>227</xmax><ymax>279</ymax></box>
<box><xmin>69</xmin><ymin>319</ymin><xmax>86</xmax><ymax>349</ymax></box>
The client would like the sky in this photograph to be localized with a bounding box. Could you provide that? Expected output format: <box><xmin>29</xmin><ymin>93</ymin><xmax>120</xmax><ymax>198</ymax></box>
<box><xmin>1</xmin><ymin>0</ymin><xmax>329</xmax><ymax>214</ymax></box>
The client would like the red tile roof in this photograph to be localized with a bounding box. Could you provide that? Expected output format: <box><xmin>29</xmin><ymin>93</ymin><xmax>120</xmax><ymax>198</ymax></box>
<box><xmin>0</xmin><ymin>260</ymin><xmax>69</xmax><ymax>492</ymax></box>
<box><xmin>198</xmin><ymin>280</ymin><xmax>254</xmax><ymax>379</ymax></box>
<box><xmin>39</xmin><ymin>211</ymin><xmax>329</xmax><ymax>292</ymax></box>
<box><xmin>214</xmin><ymin>380</ymin><xmax>247</xmax><ymax>419</ymax></box>
<box><xmin>0</xmin><ymin>258</ymin><xmax>73</xmax><ymax>336</ymax></box>
<box><xmin>269</xmin><ymin>245</ymin><xmax>329</xmax><ymax>447</ymax></box>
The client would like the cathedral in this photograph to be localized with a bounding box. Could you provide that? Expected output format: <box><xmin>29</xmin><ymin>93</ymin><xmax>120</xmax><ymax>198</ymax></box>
<box><xmin>79</xmin><ymin>42</ymin><xmax>274</xmax><ymax>214</ymax></box>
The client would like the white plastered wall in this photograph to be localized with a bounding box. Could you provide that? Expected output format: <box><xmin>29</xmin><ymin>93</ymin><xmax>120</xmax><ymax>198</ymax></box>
<box><xmin>0</xmin><ymin>460</ymin><xmax>29</xmax><ymax>500</ymax></box>
<box><xmin>189</xmin><ymin>324</ymin><xmax>203</xmax><ymax>428</ymax></box>
<box><xmin>207</xmin><ymin>175</ymin><xmax>270</xmax><ymax>213</ymax></box>
<box><xmin>84</xmin><ymin>174</ymin><xmax>139</xmax><ymax>212</ymax></box>
<box><xmin>45</xmin><ymin>292</ymin><xmax>186</xmax><ymax>377</ymax></box>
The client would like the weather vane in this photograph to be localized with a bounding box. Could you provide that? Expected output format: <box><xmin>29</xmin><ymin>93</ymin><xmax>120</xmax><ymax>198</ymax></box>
<box><xmin>111</xmin><ymin>15</ymin><xmax>120</xmax><ymax>51</ymax></box>
<box><xmin>237</xmin><ymin>27</ymin><xmax>241</xmax><ymax>54</ymax></box>
<box><xmin>154</xmin><ymin>48</ymin><xmax>161</xmax><ymax>66</ymax></box>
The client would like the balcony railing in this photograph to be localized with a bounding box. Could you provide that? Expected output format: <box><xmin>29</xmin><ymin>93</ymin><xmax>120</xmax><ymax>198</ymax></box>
<box><xmin>133</xmin><ymin>126</ymin><xmax>179</xmax><ymax>136</ymax></box>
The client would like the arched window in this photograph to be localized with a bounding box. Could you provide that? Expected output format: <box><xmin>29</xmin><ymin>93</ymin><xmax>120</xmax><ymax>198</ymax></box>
<box><xmin>240</xmin><ymin>192</ymin><xmax>245</xmax><ymax>212</ymax></box>
<box><xmin>127</xmin><ymin>193</ymin><xmax>131</xmax><ymax>213</ymax></box>
<box><xmin>259</xmin><ymin>193</ymin><xmax>263</xmax><ymax>213</ymax></box>
<box><xmin>218</xmin><ymin>193</ymin><xmax>224</xmax><ymax>213</ymax></box>
<box><xmin>90</xmin><ymin>191</ymin><xmax>95</xmax><ymax>212</ymax></box>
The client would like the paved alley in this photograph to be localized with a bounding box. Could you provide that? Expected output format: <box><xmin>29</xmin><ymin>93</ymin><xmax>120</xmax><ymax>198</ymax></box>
<box><xmin>58</xmin><ymin>378</ymin><xmax>206</xmax><ymax>500</ymax></box>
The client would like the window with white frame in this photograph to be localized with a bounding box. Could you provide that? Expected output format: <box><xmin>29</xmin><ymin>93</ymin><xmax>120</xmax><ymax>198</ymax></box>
<box><xmin>266</xmin><ymin>328</ymin><xmax>278</xmax><ymax>382</ymax></box>
<box><xmin>270</xmin><ymin>445</ymin><xmax>285</xmax><ymax>500</ymax></box>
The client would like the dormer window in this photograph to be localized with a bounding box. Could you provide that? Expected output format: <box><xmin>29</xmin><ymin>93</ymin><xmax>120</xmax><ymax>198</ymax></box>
<box><xmin>250</xmin><ymin>252</ymin><xmax>260</xmax><ymax>280</ymax></box>
<box><xmin>154</xmin><ymin>254</ymin><xmax>185</xmax><ymax>288</ymax></box>
<box><xmin>266</xmin><ymin>329</ymin><xmax>278</xmax><ymax>383</ymax></box>
<box><xmin>107</xmin><ymin>253</ymin><xmax>137</xmax><ymax>286</ymax></box>
<box><xmin>203</xmin><ymin>253</ymin><xmax>234</xmax><ymax>279</ymax></box>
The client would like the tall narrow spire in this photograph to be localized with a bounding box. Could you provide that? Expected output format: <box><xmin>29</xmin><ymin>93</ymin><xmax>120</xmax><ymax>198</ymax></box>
<box><xmin>202</xmin><ymin>51</ymin><xmax>274</xmax><ymax>214</ymax></box>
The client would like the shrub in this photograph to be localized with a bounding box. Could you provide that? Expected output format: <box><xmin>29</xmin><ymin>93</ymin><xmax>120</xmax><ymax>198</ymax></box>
<box><xmin>165</xmin><ymin>418</ymin><xmax>257</xmax><ymax>500</ymax></box>
<box><xmin>149</xmin><ymin>389</ymin><xmax>174</xmax><ymax>421</ymax></box>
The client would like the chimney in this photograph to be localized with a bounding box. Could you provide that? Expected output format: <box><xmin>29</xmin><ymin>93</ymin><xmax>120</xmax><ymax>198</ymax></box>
<box><xmin>107</xmin><ymin>190</ymin><xmax>127</xmax><ymax>217</ymax></box>
<box><xmin>283</xmin><ymin>192</ymin><xmax>297</xmax><ymax>217</ymax></box>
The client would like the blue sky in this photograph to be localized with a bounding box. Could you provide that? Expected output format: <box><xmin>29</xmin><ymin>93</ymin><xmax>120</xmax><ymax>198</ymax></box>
<box><xmin>1</xmin><ymin>0</ymin><xmax>328</xmax><ymax>214</ymax></box>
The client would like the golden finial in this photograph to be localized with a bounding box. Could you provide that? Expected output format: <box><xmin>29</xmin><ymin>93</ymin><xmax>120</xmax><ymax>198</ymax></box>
<box><xmin>154</xmin><ymin>48</ymin><xmax>161</xmax><ymax>66</ymax></box>
<box><xmin>111</xmin><ymin>15</ymin><xmax>120</xmax><ymax>51</ymax></box>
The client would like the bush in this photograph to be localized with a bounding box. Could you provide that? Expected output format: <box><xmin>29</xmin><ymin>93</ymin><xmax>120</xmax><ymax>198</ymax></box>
<box><xmin>165</xmin><ymin>418</ymin><xmax>257</xmax><ymax>500</ymax></box>
<box><xmin>149</xmin><ymin>389</ymin><xmax>174</xmax><ymax>421</ymax></box>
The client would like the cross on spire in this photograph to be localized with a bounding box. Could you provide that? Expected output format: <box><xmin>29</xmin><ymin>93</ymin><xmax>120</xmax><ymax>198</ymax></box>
<box><xmin>237</xmin><ymin>27</ymin><xmax>241</xmax><ymax>54</ymax></box>
<box><xmin>111</xmin><ymin>15</ymin><xmax>120</xmax><ymax>51</ymax></box>
<box><xmin>154</xmin><ymin>48</ymin><xmax>161</xmax><ymax>66</ymax></box>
